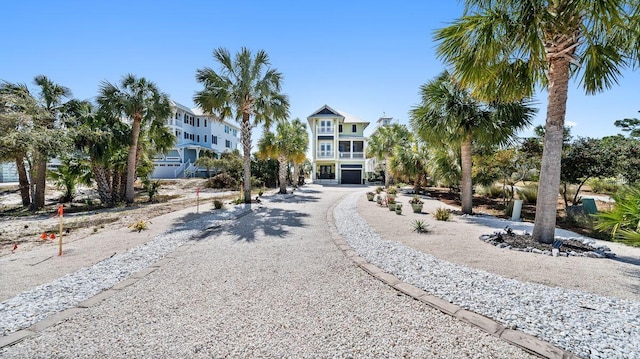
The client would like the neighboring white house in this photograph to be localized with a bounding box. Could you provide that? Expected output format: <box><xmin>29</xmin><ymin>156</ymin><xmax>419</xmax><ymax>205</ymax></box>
<box><xmin>307</xmin><ymin>105</ymin><xmax>369</xmax><ymax>184</ymax></box>
<box><xmin>150</xmin><ymin>101</ymin><xmax>240</xmax><ymax>178</ymax></box>
<box><xmin>0</xmin><ymin>162</ymin><xmax>18</xmax><ymax>183</ymax></box>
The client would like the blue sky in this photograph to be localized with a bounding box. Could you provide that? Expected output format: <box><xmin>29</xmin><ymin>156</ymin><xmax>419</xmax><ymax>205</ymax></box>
<box><xmin>3</xmin><ymin>0</ymin><xmax>639</xmax><ymax>140</ymax></box>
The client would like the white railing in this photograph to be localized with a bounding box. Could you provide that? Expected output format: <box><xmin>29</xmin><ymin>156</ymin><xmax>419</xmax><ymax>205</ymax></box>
<box><xmin>316</xmin><ymin>151</ymin><xmax>334</xmax><ymax>158</ymax></box>
<box><xmin>174</xmin><ymin>161</ymin><xmax>186</xmax><ymax>178</ymax></box>
<box><xmin>316</xmin><ymin>126</ymin><xmax>333</xmax><ymax>134</ymax></box>
<box><xmin>338</xmin><ymin>152</ymin><xmax>364</xmax><ymax>159</ymax></box>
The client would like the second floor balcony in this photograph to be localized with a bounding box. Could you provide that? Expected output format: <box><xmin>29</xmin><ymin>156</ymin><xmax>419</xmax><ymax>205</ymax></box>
<box><xmin>316</xmin><ymin>151</ymin><xmax>334</xmax><ymax>158</ymax></box>
<box><xmin>316</xmin><ymin>126</ymin><xmax>334</xmax><ymax>134</ymax></box>
<box><xmin>338</xmin><ymin>151</ymin><xmax>364</xmax><ymax>159</ymax></box>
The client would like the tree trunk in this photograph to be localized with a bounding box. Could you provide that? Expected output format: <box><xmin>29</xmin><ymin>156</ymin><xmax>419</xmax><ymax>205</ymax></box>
<box><xmin>460</xmin><ymin>135</ymin><xmax>473</xmax><ymax>214</ymax></box>
<box><xmin>34</xmin><ymin>152</ymin><xmax>47</xmax><ymax>209</ymax></box>
<box><xmin>384</xmin><ymin>155</ymin><xmax>391</xmax><ymax>188</ymax></box>
<box><xmin>241</xmin><ymin>112</ymin><xmax>252</xmax><ymax>203</ymax></box>
<box><xmin>15</xmin><ymin>155</ymin><xmax>30</xmax><ymax>207</ymax></box>
<box><xmin>532</xmin><ymin>56</ymin><xmax>571</xmax><ymax>244</ymax></box>
<box><xmin>292</xmin><ymin>161</ymin><xmax>299</xmax><ymax>186</ymax></box>
<box><xmin>278</xmin><ymin>155</ymin><xmax>288</xmax><ymax>194</ymax></box>
<box><xmin>92</xmin><ymin>163</ymin><xmax>113</xmax><ymax>206</ymax></box>
<box><xmin>125</xmin><ymin>118</ymin><xmax>142</xmax><ymax>204</ymax></box>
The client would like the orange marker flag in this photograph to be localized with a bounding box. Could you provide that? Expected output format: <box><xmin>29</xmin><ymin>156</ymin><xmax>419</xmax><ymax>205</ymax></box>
<box><xmin>41</xmin><ymin>232</ymin><xmax>48</xmax><ymax>240</ymax></box>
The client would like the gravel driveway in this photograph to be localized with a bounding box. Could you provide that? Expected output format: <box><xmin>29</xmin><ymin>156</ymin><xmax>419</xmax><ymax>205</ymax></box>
<box><xmin>0</xmin><ymin>185</ymin><xmax>531</xmax><ymax>358</ymax></box>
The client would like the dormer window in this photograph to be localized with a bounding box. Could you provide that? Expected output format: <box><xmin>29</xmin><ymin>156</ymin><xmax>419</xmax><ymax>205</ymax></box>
<box><xmin>352</xmin><ymin>124</ymin><xmax>357</xmax><ymax>132</ymax></box>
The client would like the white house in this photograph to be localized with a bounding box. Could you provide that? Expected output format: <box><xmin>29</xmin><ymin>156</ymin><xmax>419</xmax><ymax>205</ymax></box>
<box><xmin>151</xmin><ymin>101</ymin><xmax>240</xmax><ymax>178</ymax></box>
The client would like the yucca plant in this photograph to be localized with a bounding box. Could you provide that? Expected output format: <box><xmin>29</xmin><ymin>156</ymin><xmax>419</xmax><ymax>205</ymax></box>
<box><xmin>412</xmin><ymin>219</ymin><xmax>430</xmax><ymax>233</ymax></box>
<box><xmin>434</xmin><ymin>207</ymin><xmax>451</xmax><ymax>221</ymax></box>
<box><xmin>594</xmin><ymin>185</ymin><xmax>640</xmax><ymax>246</ymax></box>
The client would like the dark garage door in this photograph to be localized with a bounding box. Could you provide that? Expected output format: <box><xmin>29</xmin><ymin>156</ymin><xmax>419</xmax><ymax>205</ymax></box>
<box><xmin>341</xmin><ymin>170</ymin><xmax>361</xmax><ymax>184</ymax></box>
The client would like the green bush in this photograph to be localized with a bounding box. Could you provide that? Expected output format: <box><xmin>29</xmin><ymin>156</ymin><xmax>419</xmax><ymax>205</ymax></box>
<box><xmin>516</xmin><ymin>184</ymin><xmax>538</xmax><ymax>204</ymax></box>
<box><xmin>477</xmin><ymin>185</ymin><xmax>511</xmax><ymax>199</ymax></box>
<box><xmin>594</xmin><ymin>185</ymin><xmax>640</xmax><ymax>246</ymax></box>
<box><xmin>412</xmin><ymin>219</ymin><xmax>430</xmax><ymax>233</ymax></box>
<box><xmin>213</xmin><ymin>199</ymin><xmax>223</xmax><ymax>209</ymax></box>
<box><xmin>208</xmin><ymin>173</ymin><xmax>237</xmax><ymax>189</ymax></box>
<box><xmin>434</xmin><ymin>207</ymin><xmax>451</xmax><ymax>221</ymax></box>
<box><xmin>587</xmin><ymin>177</ymin><xmax>621</xmax><ymax>194</ymax></box>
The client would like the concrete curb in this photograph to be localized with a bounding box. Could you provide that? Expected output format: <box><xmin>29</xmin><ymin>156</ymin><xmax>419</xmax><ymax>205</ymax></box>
<box><xmin>0</xmin><ymin>206</ymin><xmax>253</xmax><ymax>350</ymax></box>
<box><xmin>326</xmin><ymin>199</ymin><xmax>581</xmax><ymax>359</ymax></box>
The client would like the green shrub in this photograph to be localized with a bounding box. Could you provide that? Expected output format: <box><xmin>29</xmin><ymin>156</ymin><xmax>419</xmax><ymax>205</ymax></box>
<box><xmin>434</xmin><ymin>207</ymin><xmax>451</xmax><ymax>221</ymax></box>
<box><xmin>208</xmin><ymin>173</ymin><xmax>237</xmax><ymax>189</ymax></box>
<box><xmin>594</xmin><ymin>185</ymin><xmax>640</xmax><ymax>246</ymax></box>
<box><xmin>587</xmin><ymin>177</ymin><xmax>621</xmax><ymax>194</ymax></box>
<box><xmin>516</xmin><ymin>184</ymin><xmax>538</xmax><ymax>204</ymax></box>
<box><xmin>477</xmin><ymin>185</ymin><xmax>510</xmax><ymax>199</ymax></box>
<box><xmin>412</xmin><ymin>219</ymin><xmax>430</xmax><ymax>233</ymax></box>
<box><xmin>387</xmin><ymin>187</ymin><xmax>398</xmax><ymax>195</ymax></box>
<box><xmin>213</xmin><ymin>200</ymin><xmax>223</xmax><ymax>209</ymax></box>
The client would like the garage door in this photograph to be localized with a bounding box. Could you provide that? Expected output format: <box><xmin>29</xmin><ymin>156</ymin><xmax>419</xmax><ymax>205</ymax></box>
<box><xmin>341</xmin><ymin>170</ymin><xmax>361</xmax><ymax>184</ymax></box>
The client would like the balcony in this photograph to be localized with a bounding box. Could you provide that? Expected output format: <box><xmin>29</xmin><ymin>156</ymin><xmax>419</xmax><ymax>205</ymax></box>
<box><xmin>316</xmin><ymin>126</ymin><xmax>334</xmax><ymax>134</ymax></box>
<box><xmin>316</xmin><ymin>151</ymin><xmax>334</xmax><ymax>158</ymax></box>
<box><xmin>338</xmin><ymin>152</ymin><xmax>364</xmax><ymax>159</ymax></box>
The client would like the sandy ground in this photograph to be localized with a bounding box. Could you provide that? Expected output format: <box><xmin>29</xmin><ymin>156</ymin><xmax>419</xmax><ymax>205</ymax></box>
<box><xmin>357</xmin><ymin>189</ymin><xmax>640</xmax><ymax>301</ymax></box>
<box><xmin>0</xmin><ymin>180</ymin><xmax>235</xmax><ymax>301</ymax></box>
<box><xmin>2</xmin><ymin>182</ymin><xmax>639</xmax><ymax>304</ymax></box>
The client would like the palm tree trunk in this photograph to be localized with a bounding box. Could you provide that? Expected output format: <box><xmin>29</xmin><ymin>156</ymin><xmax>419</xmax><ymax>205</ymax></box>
<box><xmin>92</xmin><ymin>164</ymin><xmax>113</xmax><ymax>206</ymax></box>
<box><xmin>125</xmin><ymin>118</ymin><xmax>142</xmax><ymax>204</ymax></box>
<box><xmin>34</xmin><ymin>152</ymin><xmax>47</xmax><ymax>209</ymax></box>
<box><xmin>241</xmin><ymin>112</ymin><xmax>252</xmax><ymax>203</ymax></box>
<box><xmin>277</xmin><ymin>155</ymin><xmax>288</xmax><ymax>194</ymax></box>
<box><xmin>460</xmin><ymin>135</ymin><xmax>473</xmax><ymax>214</ymax></box>
<box><xmin>15</xmin><ymin>155</ymin><xmax>30</xmax><ymax>207</ymax></box>
<box><xmin>532</xmin><ymin>57</ymin><xmax>571</xmax><ymax>244</ymax></box>
<box><xmin>384</xmin><ymin>155</ymin><xmax>391</xmax><ymax>188</ymax></box>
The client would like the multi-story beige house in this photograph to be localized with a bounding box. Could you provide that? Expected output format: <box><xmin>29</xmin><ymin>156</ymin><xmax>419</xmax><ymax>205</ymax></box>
<box><xmin>307</xmin><ymin>105</ymin><xmax>370</xmax><ymax>184</ymax></box>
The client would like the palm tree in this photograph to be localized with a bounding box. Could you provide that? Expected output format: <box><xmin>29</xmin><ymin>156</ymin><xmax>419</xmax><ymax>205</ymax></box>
<box><xmin>194</xmin><ymin>47</ymin><xmax>289</xmax><ymax>203</ymax></box>
<box><xmin>410</xmin><ymin>71</ymin><xmax>534</xmax><ymax>214</ymax></box>
<box><xmin>366</xmin><ymin>124</ymin><xmax>411</xmax><ymax>188</ymax></box>
<box><xmin>257</xmin><ymin>118</ymin><xmax>309</xmax><ymax>194</ymax></box>
<box><xmin>32</xmin><ymin>75</ymin><xmax>72</xmax><ymax>209</ymax></box>
<box><xmin>389</xmin><ymin>136</ymin><xmax>429</xmax><ymax>194</ymax></box>
<box><xmin>434</xmin><ymin>0</ymin><xmax>640</xmax><ymax>242</ymax></box>
<box><xmin>97</xmin><ymin>74</ymin><xmax>171</xmax><ymax>204</ymax></box>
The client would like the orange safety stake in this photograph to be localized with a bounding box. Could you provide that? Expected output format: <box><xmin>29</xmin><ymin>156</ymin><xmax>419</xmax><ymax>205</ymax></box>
<box><xmin>57</xmin><ymin>205</ymin><xmax>64</xmax><ymax>256</ymax></box>
<box><xmin>41</xmin><ymin>232</ymin><xmax>48</xmax><ymax>240</ymax></box>
<box><xmin>50</xmin><ymin>233</ymin><xmax>56</xmax><ymax>239</ymax></box>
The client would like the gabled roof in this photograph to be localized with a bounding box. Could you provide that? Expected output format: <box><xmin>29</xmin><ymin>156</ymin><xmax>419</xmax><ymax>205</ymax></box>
<box><xmin>307</xmin><ymin>104</ymin><xmax>369</xmax><ymax>127</ymax></box>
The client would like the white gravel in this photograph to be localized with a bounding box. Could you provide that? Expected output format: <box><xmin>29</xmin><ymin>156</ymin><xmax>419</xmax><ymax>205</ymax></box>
<box><xmin>0</xmin><ymin>205</ymin><xmax>251</xmax><ymax>336</ymax></box>
<box><xmin>336</xmin><ymin>191</ymin><xmax>640</xmax><ymax>359</ymax></box>
<box><xmin>0</xmin><ymin>186</ymin><xmax>533</xmax><ymax>358</ymax></box>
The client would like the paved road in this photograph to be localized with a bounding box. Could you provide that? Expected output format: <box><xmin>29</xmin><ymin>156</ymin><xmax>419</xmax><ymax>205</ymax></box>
<box><xmin>1</xmin><ymin>185</ymin><xmax>531</xmax><ymax>358</ymax></box>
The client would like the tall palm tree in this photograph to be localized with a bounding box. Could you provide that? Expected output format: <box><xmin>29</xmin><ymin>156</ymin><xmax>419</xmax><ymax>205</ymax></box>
<box><xmin>257</xmin><ymin>118</ymin><xmax>309</xmax><ymax>194</ymax></box>
<box><xmin>194</xmin><ymin>47</ymin><xmax>290</xmax><ymax>203</ymax></box>
<box><xmin>288</xmin><ymin>118</ymin><xmax>309</xmax><ymax>185</ymax></box>
<box><xmin>32</xmin><ymin>75</ymin><xmax>72</xmax><ymax>209</ymax></box>
<box><xmin>410</xmin><ymin>71</ymin><xmax>534</xmax><ymax>214</ymax></box>
<box><xmin>97</xmin><ymin>74</ymin><xmax>171</xmax><ymax>204</ymax></box>
<box><xmin>435</xmin><ymin>0</ymin><xmax>640</xmax><ymax>242</ymax></box>
<box><xmin>366</xmin><ymin>124</ymin><xmax>411</xmax><ymax>188</ymax></box>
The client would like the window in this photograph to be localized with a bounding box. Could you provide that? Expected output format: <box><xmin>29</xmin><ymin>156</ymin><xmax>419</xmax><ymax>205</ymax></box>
<box><xmin>225</xmin><ymin>140</ymin><xmax>232</xmax><ymax>148</ymax></box>
<box><xmin>175</xmin><ymin>112</ymin><xmax>178</xmax><ymax>119</ymax></box>
<box><xmin>224</xmin><ymin>125</ymin><xmax>230</xmax><ymax>134</ymax></box>
<box><xmin>175</xmin><ymin>130</ymin><xmax>178</xmax><ymax>137</ymax></box>
<box><xmin>184</xmin><ymin>132</ymin><xmax>188</xmax><ymax>139</ymax></box>
<box><xmin>204</xmin><ymin>135</ymin><xmax>207</xmax><ymax>143</ymax></box>
<box><xmin>339</xmin><ymin>124</ymin><xmax>343</xmax><ymax>133</ymax></box>
<box><xmin>352</xmin><ymin>124</ymin><xmax>357</xmax><ymax>132</ymax></box>
<box><xmin>197</xmin><ymin>118</ymin><xmax>200</xmax><ymax>127</ymax></box>
<box><xmin>212</xmin><ymin>136</ymin><xmax>218</xmax><ymax>145</ymax></box>
<box><xmin>204</xmin><ymin>119</ymin><xmax>207</xmax><ymax>127</ymax></box>
<box><xmin>197</xmin><ymin>135</ymin><xmax>200</xmax><ymax>142</ymax></box>
<box><xmin>232</xmin><ymin>129</ymin><xmax>238</xmax><ymax>136</ymax></box>
<box><xmin>190</xmin><ymin>134</ymin><xmax>194</xmax><ymax>140</ymax></box>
